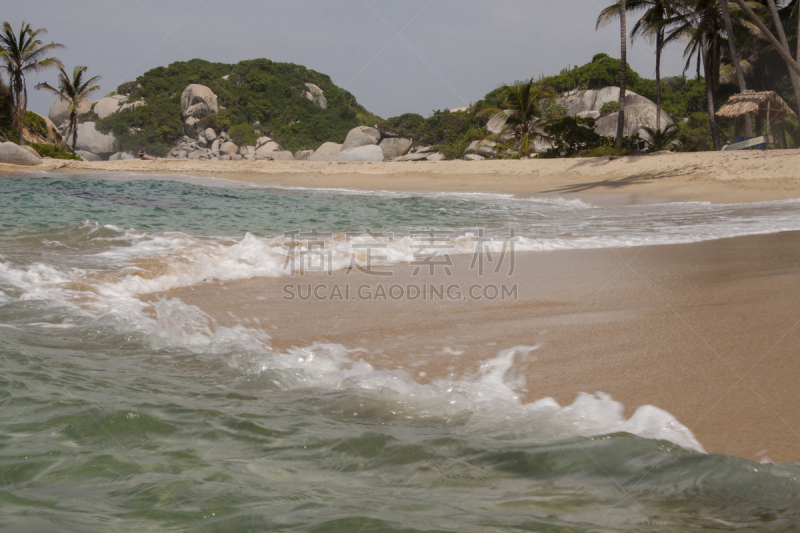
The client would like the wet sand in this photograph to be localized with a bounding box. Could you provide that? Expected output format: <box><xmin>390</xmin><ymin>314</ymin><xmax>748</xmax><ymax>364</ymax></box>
<box><xmin>151</xmin><ymin>231</ymin><xmax>800</xmax><ymax>463</ymax></box>
<box><xmin>8</xmin><ymin>148</ymin><xmax>800</xmax><ymax>204</ymax></box>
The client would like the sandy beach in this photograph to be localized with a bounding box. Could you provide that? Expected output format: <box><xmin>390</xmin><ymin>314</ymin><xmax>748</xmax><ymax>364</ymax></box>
<box><xmin>153</xmin><ymin>231</ymin><xmax>800</xmax><ymax>463</ymax></box>
<box><xmin>6</xmin><ymin>148</ymin><xmax>800</xmax><ymax>204</ymax></box>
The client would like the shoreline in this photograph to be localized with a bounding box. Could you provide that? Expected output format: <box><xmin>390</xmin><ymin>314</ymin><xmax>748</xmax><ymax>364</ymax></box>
<box><xmin>148</xmin><ymin>231</ymin><xmax>800</xmax><ymax>463</ymax></box>
<box><xmin>3</xmin><ymin>149</ymin><xmax>800</xmax><ymax>203</ymax></box>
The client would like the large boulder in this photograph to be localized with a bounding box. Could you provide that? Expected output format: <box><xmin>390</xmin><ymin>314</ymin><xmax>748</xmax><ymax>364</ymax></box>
<box><xmin>180</xmin><ymin>84</ymin><xmax>219</xmax><ymax>119</ymax></box>
<box><xmin>93</xmin><ymin>95</ymin><xmax>127</xmax><ymax>119</ymax></box>
<box><xmin>263</xmin><ymin>151</ymin><xmax>295</xmax><ymax>161</ymax></box>
<box><xmin>0</xmin><ymin>142</ymin><xmax>42</xmax><ymax>166</ymax></box>
<box><xmin>308</xmin><ymin>142</ymin><xmax>343</xmax><ymax>161</ymax></box>
<box><xmin>465</xmin><ymin>140</ymin><xmax>496</xmax><ymax>157</ymax></box>
<box><xmin>595</xmin><ymin>92</ymin><xmax>674</xmax><ymax>141</ymax></box>
<box><xmin>304</xmin><ymin>83</ymin><xmax>327</xmax><ymax>109</ymax></box>
<box><xmin>119</xmin><ymin>99</ymin><xmax>145</xmax><ymax>113</ymax></box>
<box><xmin>48</xmin><ymin>96</ymin><xmax>92</xmax><ymax>127</ymax></box>
<box><xmin>184</xmin><ymin>117</ymin><xmax>199</xmax><ymax>137</ymax></box>
<box><xmin>327</xmin><ymin>144</ymin><xmax>384</xmax><ymax>162</ymax></box>
<box><xmin>219</xmin><ymin>142</ymin><xmax>239</xmax><ymax>155</ymax></box>
<box><xmin>379</xmin><ymin>137</ymin><xmax>412</xmax><ymax>160</ymax></box>
<box><xmin>486</xmin><ymin>110</ymin><xmax>513</xmax><ymax>134</ymax></box>
<box><xmin>203</xmin><ymin>128</ymin><xmax>217</xmax><ymax>142</ymax></box>
<box><xmin>254</xmin><ymin>141</ymin><xmax>282</xmax><ymax>156</ymax></box>
<box><xmin>75</xmin><ymin>122</ymin><xmax>116</xmax><ymax>156</ymax></box>
<box><xmin>556</xmin><ymin>87</ymin><xmax>620</xmax><ymax>116</ymax></box>
<box><xmin>76</xmin><ymin>150</ymin><xmax>101</xmax><ymax>162</ymax></box>
<box><xmin>294</xmin><ymin>149</ymin><xmax>314</xmax><ymax>161</ymax></box>
<box><xmin>341</xmin><ymin>126</ymin><xmax>381</xmax><ymax>152</ymax></box>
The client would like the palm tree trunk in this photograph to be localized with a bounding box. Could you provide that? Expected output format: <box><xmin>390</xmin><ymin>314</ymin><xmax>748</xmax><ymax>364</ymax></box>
<box><xmin>656</xmin><ymin>29</ymin><xmax>663</xmax><ymax>132</ymax></box>
<box><xmin>703</xmin><ymin>45</ymin><xmax>721</xmax><ymax>151</ymax></box>
<box><xmin>720</xmin><ymin>0</ymin><xmax>752</xmax><ymax>138</ymax></box>
<box><xmin>71</xmin><ymin>113</ymin><xmax>77</xmax><ymax>154</ymax></box>
<box><xmin>13</xmin><ymin>74</ymin><xmax>24</xmax><ymax>146</ymax></box>
<box><xmin>616</xmin><ymin>0</ymin><xmax>627</xmax><ymax>149</ymax></box>
<box><xmin>766</xmin><ymin>0</ymin><xmax>800</xmax><ymax>118</ymax></box>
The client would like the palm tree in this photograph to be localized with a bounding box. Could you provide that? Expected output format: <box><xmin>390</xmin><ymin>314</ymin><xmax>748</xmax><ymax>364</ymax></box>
<box><xmin>732</xmin><ymin>0</ymin><xmax>800</xmax><ymax>77</ymax></box>
<box><xmin>36</xmin><ymin>66</ymin><xmax>101</xmax><ymax>153</ymax></box>
<box><xmin>597</xmin><ymin>0</ymin><xmax>682</xmax><ymax>143</ymax></box>
<box><xmin>617</xmin><ymin>0</ymin><xmax>629</xmax><ymax>148</ymax></box>
<box><xmin>719</xmin><ymin>0</ymin><xmax>753</xmax><ymax>137</ymax></box>
<box><xmin>0</xmin><ymin>22</ymin><xmax>64</xmax><ymax>145</ymax></box>
<box><xmin>665</xmin><ymin>0</ymin><xmax>729</xmax><ymax>150</ymax></box>
<box><xmin>478</xmin><ymin>80</ymin><xmax>556</xmax><ymax>157</ymax></box>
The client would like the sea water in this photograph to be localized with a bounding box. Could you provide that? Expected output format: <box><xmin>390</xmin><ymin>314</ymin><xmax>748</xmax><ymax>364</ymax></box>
<box><xmin>1</xmin><ymin>175</ymin><xmax>799</xmax><ymax>532</ymax></box>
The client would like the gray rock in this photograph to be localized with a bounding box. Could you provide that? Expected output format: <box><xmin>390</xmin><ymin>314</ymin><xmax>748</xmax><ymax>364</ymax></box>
<box><xmin>184</xmin><ymin>117</ymin><xmax>199</xmax><ymax>137</ymax></box>
<box><xmin>94</xmin><ymin>95</ymin><xmax>127</xmax><ymax>119</ymax></box>
<box><xmin>109</xmin><ymin>152</ymin><xmax>124</xmax><ymax>161</ymax></box>
<box><xmin>341</xmin><ymin>126</ymin><xmax>381</xmax><ymax>151</ymax></box>
<box><xmin>379</xmin><ymin>137</ymin><xmax>412</xmax><ymax>160</ymax></box>
<box><xmin>75</xmin><ymin>122</ymin><xmax>116</xmax><ymax>156</ymax></box>
<box><xmin>449</xmin><ymin>107</ymin><xmax>469</xmax><ymax>113</ymax></box>
<box><xmin>254</xmin><ymin>141</ymin><xmax>281</xmax><ymax>156</ymax></box>
<box><xmin>188</xmin><ymin>152</ymin><xmax>203</xmax><ymax>160</ymax></box>
<box><xmin>121</xmin><ymin>152</ymin><xmax>136</xmax><ymax>160</ymax></box>
<box><xmin>246</xmin><ymin>146</ymin><xmax>256</xmax><ymax>155</ymax></box>
<box><xmin>230</xmin><ymin>153</ymin><xmax>243</xmax><ymax>161</ymax></box>
<box><xmin>256</xmin><ymin>136</ymin><xmax>273</xmax><ymax>148</ymax></box>
<box><xmin>264</xmin><ymin>151</ymin><xmax>295</xmax><ymax>161</ymax></box>
<box><xmin>220</xmin><ymin>142</ymin><xmax>239</xmax><ymax>155</ymax></box>
<box><xmin>308</xmin><ymin>142</ymin><xmax>343</xmax><ymax>161</ymax></box>
<box><xmin>398</xmin><ymin>151</ymin><xmax>435</xmax><ymax>162</ymax></box>
<box><xmin>486</xmin><ymin>110</ymin><xmax>512</xmax><ymax>134</ymax></box>
<box><xmin>556</xmin><ymin>87</ymin><xmax>620</xmax><ymax>116</ymax></box>
<box><xmin>411</xmin><ymin>145</ymin><xmax>434</xmax><ymax>154</ymax></box>
<box><xmin>304</xmin><ymin>83</ymin><xmax>328</xmax><ymax>109</ymax></box>
<box><xmin>178</xmin><ymin>150</ymin><xmax>189</xmax><ymax>159</ymax></box>
<box><xmin>464</xmin><ymin>154</ymin><xmax>485</xmax><ymax>161</ymax></box>
<box><xmin>425</xmin><ymin>152</ymin><xmax>447</xmax><ymax>161</ymax></box>
<box><xmin>210</xmin><ymin>140</ymin><xmax>220</xmax><ymax>153</ymax></box>
<box><xmin>180</xmin><ymin>84</ymin><xmax>219</xmax><ymax>118</ymax></box>
<box><xmin>21</xmin><ymin>145</ymin><xmax>40</xmax><ymax>158</ymax></box>
<box><xmin>119</xmin><ymin>99</ymin><xmax>145</xmax><ymax>113</ymax></box>
<box><xmin>48</xmin><ymin>96</ymin><xmax>91</xmax><ymax>126</ymax></box>
<box><xmin>465</xmin><ymin>140</ymin><xmax>496</xmax><ymax>157</ymax></box>
<box><xmin>204</xmin><ymin>128</ymin><xmax>217</xmax><ymax>142</ymax></box>
<box><xmin>594</xmin><ymin>91</ymin><xmax>674</xmax><ymax>141</ymax></box>
<box><xmin>0</xmin><ymin>142</ymin><xmax>42</xmax><ymax>166</ymax></box>
<box><xmin>327</xmin><ymin>144</ymin><xmax>384</xmax><ymax>162</ymax></box>
<box><xmin>75</xmin><ymin>150</ymin><xmax>101</xmax><ymax>162</ymax></box>
<box><xmin>294</xmin><ymin>149</ymin><xmax>314</xmax><ymax>161</ymax></box>
<box><xmin>220</xmin><ymin>154</ymin><xmax>232</xmax><ymax>161</ymax></box>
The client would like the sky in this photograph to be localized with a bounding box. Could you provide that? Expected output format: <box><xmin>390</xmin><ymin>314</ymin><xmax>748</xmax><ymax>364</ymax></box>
<box><xmin>7</xmin><ymin>0</ymin><xmax>693</xmax><ymax>120</ymax></box>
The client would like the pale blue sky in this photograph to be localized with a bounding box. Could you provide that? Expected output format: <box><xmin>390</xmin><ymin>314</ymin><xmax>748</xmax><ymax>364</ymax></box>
<box><xmin>7</xmin><ymin>0</ymin><xmax>691</xmax><ymax>119</ymax></box>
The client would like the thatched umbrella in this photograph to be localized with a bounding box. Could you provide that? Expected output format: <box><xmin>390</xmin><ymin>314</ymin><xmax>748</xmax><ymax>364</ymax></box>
<box><xmin>717</xmin><ymin>91</ymin><xmax>796</xmax><ymax>145</ymax></box>
<box><xmin>717</xmin><ymin>90</ymin><xmax>796</xmax><ymax>120</ymax></box>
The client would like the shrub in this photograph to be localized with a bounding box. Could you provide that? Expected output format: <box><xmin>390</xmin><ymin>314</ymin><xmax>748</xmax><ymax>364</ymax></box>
<box><xmin>28</xmin><ymin>142</ymin><xmax>81</xmax><ymax>160</ymax></box>
<box><xmin>227</xmin><ymin>123</ymin><xmax>259</xmax><ymax>147</ymax></box>
<box><xmin>599</xmin><ymin>101</ymin><xmax>619</xmax><ymax>117</ymax></box>
<box><xmin>539</xmin><ymin>115</ymin><xmax>610</xmax><ymax>158</ymax></box>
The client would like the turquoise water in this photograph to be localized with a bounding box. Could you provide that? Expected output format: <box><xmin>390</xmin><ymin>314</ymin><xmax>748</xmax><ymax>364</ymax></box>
<box><xmin>2</xmin><ymin>175</ymin><xmax>800</xmax><ymax>532</ymax></box>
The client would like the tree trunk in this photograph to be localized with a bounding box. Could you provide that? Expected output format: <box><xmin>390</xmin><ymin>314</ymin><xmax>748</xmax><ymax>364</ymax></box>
<box><xmin>704</xmin><ymin>45</ymin><xmax>721</xmax><ymax>150</ymax></box>
<box><xmin>656</xmin><ymin>29</ymin><xmax>663</xmax><ymax>132</ymax></box>
<box><xmin>720</xmin><ymin>0</ymin><xmax>753</xmax><ymax>137</ymax></box>
<box><xmin>14</xmin><ymin>74</ymin><xmax>25</xmax><ymax>146</ymax></box>
<box><xmin>766</xmin><ymin>0</ymin><xmax>800</xmax><ymax>118</ymax></box>
<box><xmin>71</xmin><ymin>113</ymin><xmax>77</xmax><ymax>154</ymax></box>
<box><xmin>616</xmin><ymin>0</ymin><xmax>627</xmax><ymax>149</ymax></box>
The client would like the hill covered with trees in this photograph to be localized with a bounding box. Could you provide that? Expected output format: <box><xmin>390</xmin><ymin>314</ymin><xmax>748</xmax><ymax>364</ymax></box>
<box><xmin>92</xmin><ymin>58</ymin><xmax>381</xmax><ymax>156</ymax></box>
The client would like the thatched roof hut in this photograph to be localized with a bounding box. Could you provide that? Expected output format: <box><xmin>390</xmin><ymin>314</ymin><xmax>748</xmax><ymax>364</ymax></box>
<box><xmin>716</xmin><ymin>90</ymin><xmax>796</xmax><ymax>120</ymax></box>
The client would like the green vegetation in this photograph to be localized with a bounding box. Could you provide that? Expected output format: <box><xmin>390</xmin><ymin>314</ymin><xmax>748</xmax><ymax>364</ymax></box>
<box><xmin>28</xmin><ymin>142</ymin><xmax>80</xmax><ymax>159</ymax></box>
<box><xmin>378</xmin><ymin>110</ymin><xmax>484</xmax><ymax>159</ymax></box>
<box><xmin>94</xmin><ymin>58</ymin><xmax>381</xmax><ymax>156</ymax></box>
<box><xmin>0</xmin><ymin>21</ymin><xmax>64</xmax><ymax>145</ymax></box>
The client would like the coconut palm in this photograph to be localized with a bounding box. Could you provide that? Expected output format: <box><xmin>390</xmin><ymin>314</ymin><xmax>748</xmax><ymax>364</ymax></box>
<box><xmin>597</xmin><ymin>0</ymin><xmax>682</xmax><ymax>143</ymax></box>
<box><xmin>665</xmin><ymin>0</ymin><xmax>732</xmax><ymax>150</ymax></box>
<box><xmin>642</xmin><ymin>122</ymin><xmax>680</xmax><ymax>150</ymax></box>
<box><xmin>720</xmin><ymin>0</ymin><xmax>754</xmax><ymax>137</ymax></box>
<box><xmin>477</xmin><ymin>80</ymin><xmax>556</xmax><ymax>157</ymax></box>
<box><xmin>36</xmin><ymin>66</ymin><xmax>101</xmax><ymax>153</ymax></box>
<box><xmin>0</xmin><ymin>22</ymin><xmax>64</xmax><ymax>145</ymax></box>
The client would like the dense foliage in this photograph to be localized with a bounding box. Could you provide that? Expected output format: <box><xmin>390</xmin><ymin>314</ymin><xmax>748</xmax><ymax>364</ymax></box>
<box><xmin>378</xmin><ymin>110</ymin><xmax>484</xmax><ymax>159</ymax></box>
<box><xmin>28</xmin><ymin>141</ymin><xmax>81</xmax><ymax>159</ymax></box>
<box><xmin>94</xmin><ymin>58</ymin><xmax>381</xmax><ymax>156</ymax></box>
